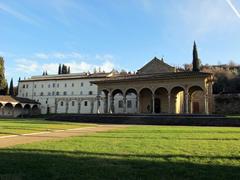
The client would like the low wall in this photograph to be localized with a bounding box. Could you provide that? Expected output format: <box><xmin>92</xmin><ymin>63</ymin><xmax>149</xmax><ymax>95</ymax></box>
<box><xmin>47</xmin><ymin>114</ymin><xmax>240</xmax><ymax>127</ymax></box>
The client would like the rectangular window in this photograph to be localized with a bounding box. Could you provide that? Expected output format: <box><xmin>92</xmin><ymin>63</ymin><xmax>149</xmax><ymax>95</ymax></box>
<box><xmin>48</xmin><ymin>84</ymin><xmax>50</xmax><ymax>88</ymax></box>
<box><xmin>72</xmin><ymin>83</ymin><xmax>74</xmax><ymax>87</ymax></box>
<box><xmin>84</xmin><ymin>101</ymin><xmax>88</xmax><ymax>106</ymax></box>
<box><xmin>40</xmin><ymin>92</ymin><xmax>44</xmax><ymax>96</ymax></box>
<box><xmin>72</xmin><ymin>101</ymin><xmax>75</xmax><ymax>106</ymax></box>
<box><xmin>26</xmin><ymin>92</ymin><xmax>28</xmax><ymax>97</ymax></box>
<box><xmin>81</xmin><ymin>82</ymin><xmax>84</xmax><ymax>87</ymax></box>
<box><xmin>53</xmin><ymin>83</ymin><xmax>55</xmax><ymax>87</ymax></box>
<box><xmin>57</xmin><ymin>83</ymin><xmax>59</xmax><ymax>88</ymax></box>
<box><xmin>34</xmin><ymin>84</ymin><xmax>37</xmax><ymax>88</ymax></box>
<box><xmin>26</xmin><ymin>84</ymin><xmax>29</xmax><ymax>88</ymax></box>
<box><xmin>89</xmin><ymin>91</ymin><xmax>93</xmax><ymax>95</ymax></box>
<box><xmin>65</xmin><ymin>83</ymin><xmax>67</xmax><ymax>87</ymax></box>
<box><xmin>48</xmin><ymin>92</ymin><xmax>51</xmax><ymax>96</ymax></box>
<box><xmin>56</xmin><ymin>92</ymin><xmax>59</xmax><ymax>96</ymax></box>
<box><xmin>52</xmin><ymin>91</ymin><xmax>55</xmax><ymax>96</ymax></box>
<box><xmin>127</xmin><ymin>100</ymin><xmax>132</xmax><ymax>108</ymax></box>
<box><xmin>118</xmin><ymin>100</ymin><xmax>123</xmax><ymax>108</ymax></box>
<box><xmin>63</xmin><ymin>91</ymin><xmax>67</xmax><ymax>96</ymax></box>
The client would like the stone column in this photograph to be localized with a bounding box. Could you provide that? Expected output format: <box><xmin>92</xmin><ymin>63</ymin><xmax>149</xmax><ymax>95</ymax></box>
<box><xmin>136</xmin><ymin>94</ymin><xmax>140</xmax><ymax>113</ymax></box>
<box><xmin>90</xmin><ymin>99</ymin><xmax>94</xmax><ymax>114</ymax></box>
<box><xmin>168</xmin><ymin>93</ymin><xmax>171</xmax><ymax>114</ymax></box>
<box><xmin>184</xmin><ymin>91</ymin><xmax>189</xmax><ymax>114</ymax></box>
<box><xmin>204</xmin><ymin>94</ymin><xmax>209</xmax><ymax>115</ymax></box>
<box><xmin>78</xmin><ymin>99</ymin><xmax>81</xmax><ymax>114</ymax></box>
<box><xmin>66</xmin><ymin>99</ymin><xmax>69</xmax><ymax>114</ymax></box>
<box><xmin>55</xmin><ymin>99</ymin><xmax>58</xmax><ymax>114</ymax></box>
<box><xmin>123</xmin><ymin>95</ymin><xmax>127</xmax><ymax>113</ymax></box>
<box><xmin>96</xmin><ymin>95</ymin><xmax>100</xmax><ymax>114</ymax></box>
<box><xmin>108</xmin><ymin>94</ymin><xmax>114</xmax><ymax>113</ymax></box>
<box><xmin>152</xmin><ymin>94</ymin><xmax>155</xmax><ymax>114</ymax></box>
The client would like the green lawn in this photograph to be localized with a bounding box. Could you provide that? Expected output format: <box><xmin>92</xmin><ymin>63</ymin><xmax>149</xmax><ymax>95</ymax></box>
<box><xmin>0</xmin><ymin>125</ymin><xmax>240</xmax><ymax>180</ymax></box>
<box><xmin>0</xmin><ymin>118</ymin><xmax>95</xmax><ymax>136</ymax></box>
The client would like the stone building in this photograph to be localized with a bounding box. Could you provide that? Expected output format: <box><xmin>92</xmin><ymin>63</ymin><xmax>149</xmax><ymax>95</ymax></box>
<box><xmin>18</xmin><ymin>57</ymin><xmax>214</xmax><ymax>115</ymax></box>
<box><xmin>0</xmin><ymin>96</ymin><xmax>40</xmax><ymax>117</ymax></box>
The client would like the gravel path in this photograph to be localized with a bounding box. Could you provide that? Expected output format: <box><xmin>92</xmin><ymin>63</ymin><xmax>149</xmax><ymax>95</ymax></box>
<box><xmin>0</xmin><ymin>125</ymin><xmax>128</xmax><ymax>148</ymax></box>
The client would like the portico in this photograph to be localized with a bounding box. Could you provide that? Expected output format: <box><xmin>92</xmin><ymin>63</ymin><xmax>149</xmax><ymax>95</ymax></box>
<box><xmin>93</xmin><ymin>58</ymin><xmax>213</xmax><ymax>115</ymax></box>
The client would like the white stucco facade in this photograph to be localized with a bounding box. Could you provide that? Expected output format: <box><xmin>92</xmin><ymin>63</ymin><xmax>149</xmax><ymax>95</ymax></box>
<box><xmin>18</xmin><ymin>73</ymin><xmax>137</xmax><ymax>114</ymax></box>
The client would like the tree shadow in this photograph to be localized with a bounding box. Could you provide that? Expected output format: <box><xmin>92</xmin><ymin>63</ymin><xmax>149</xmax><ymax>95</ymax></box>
<box><xmin>0</xmin><ymin>148</ymin><xmax>239</xmax><ymax>180</ymax></box>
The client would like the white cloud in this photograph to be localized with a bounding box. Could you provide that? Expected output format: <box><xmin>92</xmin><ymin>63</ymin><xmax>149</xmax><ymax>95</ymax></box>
<box><xmin>178</xmin><ymin>0</ymin><xmax>239</xmax><ymax>35</ymax></box>
<box><xmin>35</xmin><ymin>53</ymin><xmax>49</xmax><ymax>59</ymax></box>
<box><xmin>0</xmin><ymin>2</ymin><xmax>39</xmax><ymax>25</ymax></box>
<box><xmin>34</xmin><ymin>52</ymin><xmax>84</xmax><ymax>60</ymax></box>
<box><xmin>225</xmin><ymin>0</ymin><xmax>240</xmax><ymax>20</ymax></box>
<box><xmin>15</xmin><ymin>58</ymin><xmax>39</xmax><ymax>73</ymax></box>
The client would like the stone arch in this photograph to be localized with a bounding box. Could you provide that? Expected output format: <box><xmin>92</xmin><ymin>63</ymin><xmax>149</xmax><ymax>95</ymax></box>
<box><xmin>68</xmin><ymin>100</ymin><xmax>78</xmax><ymax>114</ymax></box>
<box><xmin>112</xmin><ymin>89</ymin><xmax>124</xmax><ymax>113</ymax></box>
<box><xmin>57</xmin><ymin>100</ymin><xmax>66</xmax><ymax>114</ymax></box>
<box><xmin>189</xmin><ymin>85</ymin><xmax>205</xmax><ymax>114</ymax></box>
<box><xmin>32</xmin><ymin>104</ymin><xmax>41</xmax><ymax>115</ymax></box>
<box><xmin>170</xmin><ymin>86</ymin><xmax>185</xmax><ymax>114</ymax></box>
<box><xmin>80</xmin><ymin>99</ymin><xmax>91</xmax><ymax>113</ymax></box>
<box><xmin>23</xmin><ymin>104</ymin><xmax>31</xmax><ymax>116</ymax></box>
<box><xmin>14</xmin><ymin>103</ymin><xmax>23</xmax><ymax>117</ymax></box>
<box><xmin>125</xmin><ymin>88</ymin><xmax>138</xmax><ymax>113</ymax></box>
<box><xmin>139</xmin><ymin>88</ymin><xmax>153</xmax><ymax>113</ymax></box>
<box><xmin>154</xmin><ymin>87</ymin><xmax>168</xmax><ymax>113</ymax></box>
<box><xmin>3</xmin><ymin>103</ymin><xmax>13</xmax><ymax>116</ymax></box>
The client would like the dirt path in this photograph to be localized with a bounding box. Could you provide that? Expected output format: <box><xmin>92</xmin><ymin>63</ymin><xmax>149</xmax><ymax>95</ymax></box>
<box><xmin>0</xmin><ymin>125</ymin><xmax>129</xmax><ymax>148</ymax></box>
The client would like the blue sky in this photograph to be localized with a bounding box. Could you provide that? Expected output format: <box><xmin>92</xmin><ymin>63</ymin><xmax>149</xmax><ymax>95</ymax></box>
<box><xmin>0</xmin><ymin>0</ymin><xmax>240</xmax><ymax>84</ymax></box>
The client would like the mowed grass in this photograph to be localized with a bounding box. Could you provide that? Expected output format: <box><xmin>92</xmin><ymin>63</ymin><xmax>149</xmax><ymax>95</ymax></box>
<box><xmin>0</xmin><ymin>118</ymin><xmax>95</xmax><ymax>136</ymax></box>
<box><xmin>0</xmin><ymin>125</ymin><xmax>240</xmax><ymax>180</ymax></box>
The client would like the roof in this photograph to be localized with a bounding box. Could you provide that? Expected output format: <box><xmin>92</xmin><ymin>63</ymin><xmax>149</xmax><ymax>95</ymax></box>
<box><xmin>92</xmin><ymin>71</ymin><xmax>212</xmax><ymax>84</ymax></box>
<box><xmin>137</xmin><ymin>57</ymin><xmax>175</xmax><ymax>74</ymax></box>
<box><xmin>0</xmin><ymin>96</ymin><xmax>39</xmax><ymax>104</ymax></box>
<box><xmin>20</xmin><ymin>72</ymin><xmax>111</xmax><ymax>82</ymax></box>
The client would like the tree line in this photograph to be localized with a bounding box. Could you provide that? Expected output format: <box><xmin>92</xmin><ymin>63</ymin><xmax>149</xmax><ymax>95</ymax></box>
<box><xmin>0</xmin><ymin>57</ymin><xmax>16</xmax><ymax>96</ymax></box>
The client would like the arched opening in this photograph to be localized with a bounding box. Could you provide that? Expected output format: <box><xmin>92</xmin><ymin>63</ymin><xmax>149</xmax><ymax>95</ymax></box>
<box><xmin>32</xmin><ymin>105</ymin><xmax>41</xmax><ymax>115</ymax></box>
<box><xmin>154</xmin><ymin>87</ymin><xmax>168</xmax><ymax>113</ymax></box>
<box><xmin>14</xmin><ymin>103</ymin><xmax>23</xmax><ymax>117</ymax></box>
<box><xmin>189</xmin><ymin>86</ymin><xmax>205</xmax><ymax>114</ymax></box>
<box><xmin>171</xmin><ymin>86</ymin><xmax>185</xmax><ymax>114</ymax></box>
<box><xmin>125</xmin><ymin>88</ymin><xmax>138</xmax><ymax>113</ymax></box>
<box><xmin>3</xmin><ymin>103</ymin><xmax>14</xmax><ymax>116</ymax></box>
<box><xmin>139</xmin><ymin>88</ymin><xmax>153</xmax><ymax>113</ymax></box>
<box><xmin>57</xmin><ymin>101</ymin><xmax>66</xmax><ymax>113</ymax></box>
<box><xmin>80</xmin><ymin>100</ymin><xmax>91</xmax><ymax>113</ymax></box>
<box><xmin>23</xmin><ymin>104</ymin><xmax>31</xmax><ymax>116</ymax></box>
<box><xmin>112</xmin><ymin>89</ymin><xmax>124</xmax><ymax>113</ymax></box>
<box><xmin>68</xmin><ymin>100</ymin><xmax>78</xmax><ymax>114</ymax></box>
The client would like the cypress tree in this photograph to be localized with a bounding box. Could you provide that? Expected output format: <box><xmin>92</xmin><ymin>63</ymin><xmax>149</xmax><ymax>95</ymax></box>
<box><xmin>9</xmin><ymin>78</ymin><xmax>14</xmax><ymax>96</ymax></box>
<box><xmin>58</xmin><ymin>64</ymin><xmax>62</xmax><ymax>74</ymax></box>
<box><xmin>67</xmin><ymin>66</ymin><xmax>70</xmax><ymax>74</ymax></box>
<box><xmin>192</xmin><ymin>41</ymin><xmax>200</xmax><ymax>72</ymax></box>
<box><xmin>0</xmin><ymin>57</ymin><xmax>8</xmax><ymax>95</ymax></box>
<box><xmin>62</xmin><ymin>64</ymin><xmax>67</xmax><ymax>74</ymax></box>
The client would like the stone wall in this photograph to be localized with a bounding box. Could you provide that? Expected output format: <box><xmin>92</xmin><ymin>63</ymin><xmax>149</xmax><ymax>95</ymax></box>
<box><xmin>214</xmin><ymin>94</ymin><xmax>240</xmax><ymax>114</ymax></box>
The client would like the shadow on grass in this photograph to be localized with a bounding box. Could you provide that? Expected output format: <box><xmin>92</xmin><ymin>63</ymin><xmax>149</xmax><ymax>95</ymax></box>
<box><xmin>0</xmin><ymin>149</ymin><xmax>239</xmax><ymax>180</ymax></box>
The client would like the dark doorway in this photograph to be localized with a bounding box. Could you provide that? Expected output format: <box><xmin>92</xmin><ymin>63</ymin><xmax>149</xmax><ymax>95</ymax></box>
<box><xmin>193</xmin><ymin>102</ymin><xmax>200</xmax><ymax>114</ymax></box>
<box><xmin>155</xmin><ymin>98</ymin><xmax>161</xmax><ymax>113</ymax></box>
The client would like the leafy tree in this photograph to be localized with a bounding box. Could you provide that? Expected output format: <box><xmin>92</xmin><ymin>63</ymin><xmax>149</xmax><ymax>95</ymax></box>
<box><xmin>192</xmin><ymin>41</ymin><xmax>200</xmax><ymax>72</ymax></box>
<box><xmin>9</xmin><ymin>78</ymin><xmax>14</xmax><ymax>96</ymax></box>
